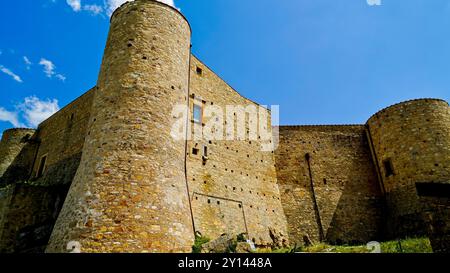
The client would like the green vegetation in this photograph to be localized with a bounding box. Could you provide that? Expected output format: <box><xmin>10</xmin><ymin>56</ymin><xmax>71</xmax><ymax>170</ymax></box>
<box><xmin>380</xmin><ymin>237</ymin><xmax>433</xmax><ymax>253</ymax></box>
<box><xmin>257</xmin><ymin>237</ymin><xmax>433</xmax><ymax>253</ymax></box>
<box><xmin>192</xmin><ymin>234</ymin><xmax>210</xmax><ymax>253</ymax></box>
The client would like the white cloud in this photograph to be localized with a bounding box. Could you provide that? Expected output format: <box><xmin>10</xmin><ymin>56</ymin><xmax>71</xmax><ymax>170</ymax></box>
<box><xmin>0</xmin><ymin>107</ymin><xmax>23</xmax><ymax>128</ymax></box>
<box><xmin>39</xmin><ymin>58</ymin><xmax>67</xmax><ymax>82</ymax></box>
<box><xmin>23</xmin><ymin>56</ymin><xmax>32</xmax><ymax>70</ymax></box>
<box><xmin>367</xmin><ymin>0</ymin><xmax>382</xmax><ymax>6</ymax></box>
<box><xmin>84</xmin><ymin>4</ymin><xmax>103</xmax><ymax>15</ymax></box>
<box><xmin>39</xmin><ymin>58</ymin><xmax>55</xmax><ymax>78</ymax></box>
<box><xmin>17</xmin><ymin>96</ymin><xmax>60</xmax><ymax>128</ymax></box>
<box><xmin>67</xmin><ymin>0</ymin><xmax>82</xmax><ymax>12</ymax></box>
<box><xmin>0</xmin><ymin>65</ymin><xmax>23</xmax><ymax>83</ymax></box>
<box><xmin>105</xmin><ymin>0</ymin><xmax>176</xmax><ymax>16</ymax></box>
<box><xmin>55</xmin><ymin>74</ymin><xmax>67</xmax><ymax>82</ymax></box>
<box><xmin>0</xmin><ymin>96</ymin><xmax>60</xmax><ymax>128</ymax></box>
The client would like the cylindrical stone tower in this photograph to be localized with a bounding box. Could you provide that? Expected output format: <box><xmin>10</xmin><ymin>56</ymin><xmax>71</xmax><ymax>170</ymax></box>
<box><xmin>0</xmin><ymin>128</ymin><xmax>36</xmax><ymax>181</ymax></box>
<box><xmin>46</xmin><ymin>0</ymin><xmax>194</xmax><ymax>253</ymax></box>
<box><xmin>366</xmin><ymin>99</ymin><xmax>450</xmax><ymax>237</ymax></box>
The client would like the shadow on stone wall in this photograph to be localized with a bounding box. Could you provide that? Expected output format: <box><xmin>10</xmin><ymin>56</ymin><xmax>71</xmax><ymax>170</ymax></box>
<box><xmin>0</xmin><ymin>151</ymin><xmax>82</xmax><ymax>253</ymax></box>
<box><xmin>0</xmin><ymin>138</ymin><xmax>38</xmax><ymax>187</ymax></box>
<box><xmin>318</xmin><ymin>177</ymin><xmax>384</xmax><ymax>245</ymax></box>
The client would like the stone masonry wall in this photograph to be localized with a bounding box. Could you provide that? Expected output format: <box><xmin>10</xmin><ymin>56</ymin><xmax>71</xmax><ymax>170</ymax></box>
<box><xmin>0</xmin><ymin>88</ymin><xmax>94</xmax><ymax>253</ymax></box>
<box><xmin>187</xmin><ymin>56</ymin><xmax>289</xmax><ymax>246</ymax></box>
<box><xmin>367</xmin><ymin>99</ymin><xmax>450</xmax><ymax>238</ymax></box>
<box><xmin>47</xmin><ymin>0</ymin><xmax>195</xmax><ymax>253</ymax></box>
<box><xmin>31</xmin><ymin>88</ymin><xmax>95</xmax><ymax>187</ymax></box>
<box><xmin>275</xmin><ymin>125</ymin><xmax>383</xmax><ymax>246</ymax></box>
<box><xmin>0</xmin><ymin>129</ymin><xmax>37</xmax><ymax>185</ymax></box>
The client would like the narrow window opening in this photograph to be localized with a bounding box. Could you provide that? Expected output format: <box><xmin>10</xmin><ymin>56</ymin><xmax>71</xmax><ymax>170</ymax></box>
<box><xmin>192</xmin><ymin>148</ymin><xmax>199</xmax><ymax>155</ymax></box>
<box><xmin>193</xmin><ymin>104</ymin><xmax>202</xmax><ymax>123</ymax></box>
<box><xmin>202</xmin><ymin>146</ymin><xmax>208</xmax><ymax>157</ymax></box>
<box><xmin>36</xmin><ymin>155</ymin><xmax>47</xmax><ymax>178</ymax></box>
<box><xmin>196</xmin><ymin>66</ymin><xmax>203</xmax><ymax>75</ymax></box>
<box><xmin>383</xmin><ymin>159</ymin><xmax>394</xmax><ymax>177</ymax></box>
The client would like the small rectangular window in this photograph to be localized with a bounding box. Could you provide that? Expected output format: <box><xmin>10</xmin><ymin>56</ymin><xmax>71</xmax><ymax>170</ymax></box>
<box><xmin>203</xmin><ymin>146</ymin><xmax>208</xmax><ymax>157</ymax></box>
<box><xmin>192</xmin><ymin>148</ymin><xmax>199</xmax><ymax>155</ymax></box>
<box><xmin>37</xmin><ymin>155</ymin><xmax>47</xmax><ymax>177</ymax></box>
<box><xmin>383</xmin><ymin>159</ymin><xmax>394</xmax><ymax>177</ymax></box>
<box><xmin>193</xmin><ymin>104</ymin><xmax>202</xmax><ymax>123</ymax></box>
<box><xmin>196</xmin><ymin>66</ymin><xmax>203</xmax><ymax>75</ymax></box>
<box><xmin>416</xmin><ymin>183</ymin><xmax>450</xmax><ymax>198</ymax></box>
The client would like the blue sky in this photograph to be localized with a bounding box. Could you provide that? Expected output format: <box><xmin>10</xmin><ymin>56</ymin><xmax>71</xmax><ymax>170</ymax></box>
<box><xmin>1</xmin><ymin>0</ymin><xmax>449</xmax><ymax>135</ymax></box>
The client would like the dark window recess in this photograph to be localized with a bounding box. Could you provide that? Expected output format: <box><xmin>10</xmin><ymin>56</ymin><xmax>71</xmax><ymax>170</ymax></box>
<box><xmin>323</xmin><ymin>178</ymin><xmax>327</xmax><ymax>185</ymax></box>
<box><xmin>37</xmin><ymin>155</ymin><xmax>47</xmax><ymax>177</ymax></box>
<box><xmin>70</xmin><ymin>113</ymin><xmax>74</xmax><ymax>120</ymax></box>
<box><xmin>192</xmin><ymin>148</ymin><xmax>199</xmax><ymax>155</ymax></box>
<box><xmin>21</xmin><ymin>134</ymin><xmax>31</xmax><ymax>143</ymax></box>
<box><xmin>196</xmin><ymin>66</ymin><xmax>203</xmax><ymax>75</ymax></box>
<box><xmin>416</xmin><ymin>183</ymin><xmax>450</xmax><ymax>198</ymax></box>
<box><xmin>383</xmin><ymin>159</ymin><xmax>394</xmax><ymax>177</ymax></box>
<box><xmin>203</xmin><ymin>146</ymin><xmax>208</xmax><ymax>157</ymax></box>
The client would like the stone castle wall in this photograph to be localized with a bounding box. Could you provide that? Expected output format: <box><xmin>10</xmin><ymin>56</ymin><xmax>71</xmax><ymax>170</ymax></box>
<box><xmin>275</xmin><ymin>125</ymin><xmax>384</xmax><ymax>245</ymax></box>
<box><xmin>0</xmin><ymin>89</ymin><xmax>94</xmax><ymax>252</ymax></box>
<box><xmin>0</xmin><ymin>0</ymin><xmax>449</xmax><ymax>253</ymax></box>
<box><xmin>187</xmin><ymin>56</ymin><xmax>288</xmax><ymax>246</ymax></box>
<box><xmin>46</xmin><ymin>0</ymin><xmax>195</xmax><ymax>253</ymax></box>
<box><xmin>367</xmin><ymin>99</ymin><xmax>450</xmax><ymax>239</ymax></box>
<box><xmin>0</xmin><ymin>129</ymin><xmax>37</xmax><ymax>185</ymax></box>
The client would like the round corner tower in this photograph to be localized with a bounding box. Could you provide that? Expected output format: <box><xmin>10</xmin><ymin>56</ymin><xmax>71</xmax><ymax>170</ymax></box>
<box><xmin>0</xmin><ymin>128</ymin><xmax>36</xmax><ymax>180</ymax></box>
<box><xmin>46</xmin><ymin>0</ymin><xmax>194</xmax><ymax>253</ymax></box>
<box><xmin>366</xmin><ymin>99</ymin><xmax>450</xmax><ymax>238</ymax></box>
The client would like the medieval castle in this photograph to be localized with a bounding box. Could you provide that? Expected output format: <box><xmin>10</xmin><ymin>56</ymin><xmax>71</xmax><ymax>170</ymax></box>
<box><xmin>0</xmin><ymin>0</ymin><xmax>449</xmax><ymax>253</ymax></box>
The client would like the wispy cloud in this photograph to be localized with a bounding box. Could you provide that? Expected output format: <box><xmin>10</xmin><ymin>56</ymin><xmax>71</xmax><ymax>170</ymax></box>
<box><xmin>0</xmin><ymin>65</ymin><xmax>23</xmax><ymax>83</ymax></box>
<box><xmin>55</xmin><ymin>74</ymin><xmax>67</xmax><ymax>82</ymax></box>
<box><xmin>84</xmin><ymin>4</ymin><xmax>103</xmax><ymax>15</ymax></box>
<box><xmin>0</xmin><ymin>107</ymin><xmax>23</xmax><ymax>128</ymax></box>
<box><xmin>0</xmin><ymin>96</ymin><xmax>60</xmax><ymax>128</ymax></box>
<box><xmin>17</xmin><ymin>96</ymin><xmax>60</xmax><ymax>128</ymax></box>
<box><xmin>67</xmin><ymin>0</ymin><xmax>81</xmax><ymax>12</ymax></box>
<box><xmin>39</xmin><ymin>58</ymin><xmax>55</xmax><ymax>78</ymax></box>
<box><xmin>103</xmin><ymin>0</ymin><xmax>177</xmax><ymax>17</ymax></box>
<box><xmin>23</xmin><ymin>56</ymin><xmax>32</xmax><ymax>70</ymax></box>
<box><xmin>39</xmin><ymin>58</ymin><xmax>66</xmax><ymax>81</ymax></box>
<box><xmin>367</xmin><ymin>0</ymin><xmax>382</xmax><ymax>6</ymax></box>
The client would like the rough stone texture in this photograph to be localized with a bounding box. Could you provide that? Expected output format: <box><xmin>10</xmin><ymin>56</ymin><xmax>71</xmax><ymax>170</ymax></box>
<box><xmin>0</xmin><ymin>1</ymin><xmax>449</xmax><ymax>253</ymax></box>
<box><xmin>200</xmin><ymin>234</ymin><xmax>236</xmax><ymax>253</ymax></box>
<box><xmin>0</xmin><ymin>88</ymin><xmax>94</xmax><ymax>253</ymax></box>
<box><xmin>421</xmin><ymin>196</ymin><xmax>450</xmax><ymax>253</ymax></box>
<box><xmin>0</xmin><ymin>129</ymin><xmax>37</xmax><ymax>185</ymax></box>
<box><xmin>187</xmin><ymin>56</ymin><xmax>289</xmax><ymax>246</ymax></box>
<box><xmin>275</xmin><ymin>125</ymin><xmax>383</xmax><ymax>246</ymax></box>
<box><xmin>367</xmin><ymin>99</ymin><xmax>450</xmax><ymax>239</ymax></box>
<box><xmin>30</xmin><ymin>88</ymin><xmax>94</xmax><ymax>187</ymax></box>
<box><xmin>0</xmin><ymin>184</ymin><xmax>68</xmax><ymax>253</ymax></box>
<box><xmin>46</xmin><ymin>0</ymin><xmax>194</xmax><ymax>253</ymax></box>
